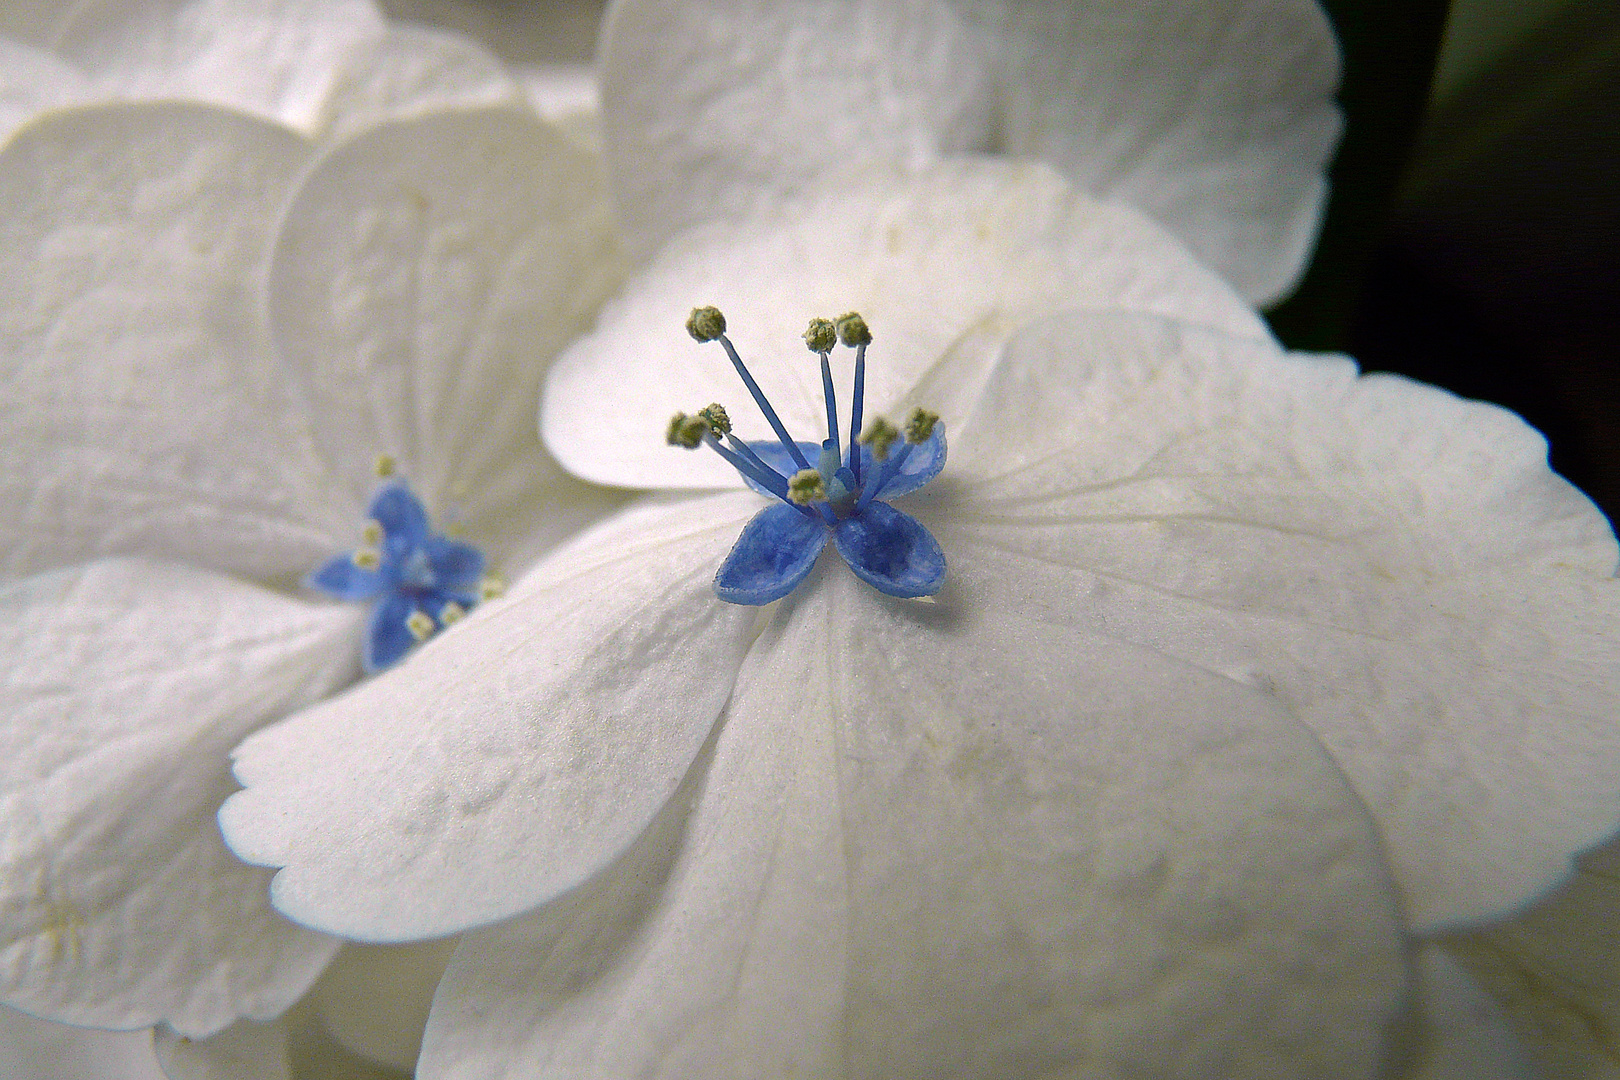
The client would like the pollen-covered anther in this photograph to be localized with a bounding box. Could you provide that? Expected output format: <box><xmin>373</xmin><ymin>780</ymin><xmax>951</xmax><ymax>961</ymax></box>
<box><xmin>405</xmin><ymin>609</ymin><xmax>436</xmax><ymax>642</ymax></box>
<box><xmin>665</xmin><ymin>412</ymin><xmax>711</xmax><ymax>449</ymax></box>
<box><xmin>479</xmin><ymin>574</ymin><xmax>505</xmax><ymax>601</ymax></box>
<box><xmin>904</xmin><ymin>407</ymin><xmax>940</xmax><ymax>444</ymax></box>
<box><xmin>788</xmin><ymin>468</ymin><xmax>828</xmax><ymax>505</ymax></box>
<box><xmin>686</xmin><ymin>305</ymin><xmax>726</xmax><ymax>342</ymax></box>
<box><xmin>439</xmin><ymin>601</ymin><xmax>467</xmax><ymax>626</ymax></box>
<box><xmin>803</xmin><ymin>318</ymin><xmax>837</xmax><ymax>353</ymax></box>
<box><xmin>858</xmin><ymin>416</ymin><xmax>900</xmax><ymax>461</ymax></box>
<box><xmin>374</xmin><ymin>454</ymin><xmax>396</xmax><ymax>478</ymax></box>
<box><xmin>360</xmin><ymin>520</ymin><xmax>383</xmax><ymax>545</ymax></box>
<box><xmin>698</xmin><ymin>403</ymin><xmax>732</xmax><ymax>436</ymax></box>
<box><xmin>352</xmin><ymin>547</ymin><xmax>381</xmax><ymax>570</ymax></box>
<box><xmin>834</xmin><ymin>312</ymin><xmax>871</xmax><ymax>347</ymax></box>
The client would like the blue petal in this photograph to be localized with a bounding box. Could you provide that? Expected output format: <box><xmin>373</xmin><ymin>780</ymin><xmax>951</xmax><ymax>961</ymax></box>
<box><xmin>368</xmin><ymin>482</ymin><xmax>431</xmax><ymax>556</ymax></box>
<box><xmin>425</xmin><ymin>536</ymin><xmax>485</xmax><ymax>591</ymax></box>
<box><xmin>739</xmin><ymin>440</ymin><xmax>822</xmax><ymax>497</ymax></box>
<box><xmin>859</xmin><ymin>424</ymin><xmax>946</xmax><ymax>500</ymax></box>
<box><xmin>714</xmin><ymin>503</ymin><xmax>829</xmax><ymax>605</ymax></box>
<box><xmin>365</xmin><ymin>592</ymin><xmax>421</xmax><ymax>672</ymax></box>
<box><xmin>833</xmin><ymin>501</ymin><xmax>946</xmax><ymax>598</ymax></box>
<box><xmin>306</xmin><ymin>553</ymin><xmax>386</xmax><ymax>600</ymax></box>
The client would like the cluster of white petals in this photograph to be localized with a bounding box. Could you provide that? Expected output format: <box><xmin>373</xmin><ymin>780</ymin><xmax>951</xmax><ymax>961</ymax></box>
<box><xmin>5</xmin><ymin>0</ymin><xmax>1618</xmax><ymax>1078</ymax></box>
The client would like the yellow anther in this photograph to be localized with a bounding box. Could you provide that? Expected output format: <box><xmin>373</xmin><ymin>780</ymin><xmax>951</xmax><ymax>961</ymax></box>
<box><xmin>405</xmin><ymin>610</ymin><xmax>436</xmax><ymax>641</ymax></box>
<box><xmin>904</xmin><ymin>407</ymin><xmax>940</xmax><ymax>444</ymax></box>
<box><xmin>803</xmin><ymin>318</ymin><xmax>837</xmax><ymax>353</ymax></box>
<box><xmin>352</xmin><ymin>548</ymin><xmax>382</xmax><ymax>570</ymax></box>
<box><xmin>361</xmin><ymin>520</ymin><xmax>383</xmax><ymax>545</ymax></box>
<box><xmin>686</xmin><ymin>306</ymin><xmax>726</xmax><ymax>342</ymax></box>
<box><xmin>479</xmin><ymin>575</ymin><xmax>505</xmax><ymax>600</ymax></box>
<box><xmin>788</xmin><ymin>468</ymin><xmax>827</xmax><ymax>505</ymax></box>
<box><xmin>440</xmin><ymin>601</ymin><xmax>467</xmax><ymax>626</ymax></box>
<box><xmin>374</xmin><ymin>454</ymin><xmax>396</xmax><ymax>478</ymax></box>
<box><xmin>665</xmin><ymin>412</ymin><xmax>711</xmax><ymax>449</ymax></box>
<box><xmin>858</xmin><ymin>416</ymin><xmax>900</xmax><ymax>461</ymax></box>
<box><xmin>835</xmin><ymin>312</ymin><xmax>872</xmax><ymax>346</ymax></box>
<box><xmin>698</xmin><ymin>403</ymin><xmax>732</xmax><ymax>437</ymax></box>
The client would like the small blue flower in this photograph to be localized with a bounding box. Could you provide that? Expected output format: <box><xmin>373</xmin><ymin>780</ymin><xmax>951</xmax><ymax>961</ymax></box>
<box><xmin>672</xmin><ymin>308</ymin><xmax>947</xmax><ymax>605</ymax></box>
<box><xmin>308</xmin><ymin>481</ymin><xmax>488</xmax><ymax>671</ymax></box>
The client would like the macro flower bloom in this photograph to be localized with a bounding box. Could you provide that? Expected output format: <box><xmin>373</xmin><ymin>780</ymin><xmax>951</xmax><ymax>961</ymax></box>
<box><xmin>216</xmin><ymin>140</ymin><xmax>1620</xmax><ymax>1074</ymax></box>
<box><xmin>0</xmin><ymin>1</ymin><xmax>623</xmax><ymax>1062</ymax></box>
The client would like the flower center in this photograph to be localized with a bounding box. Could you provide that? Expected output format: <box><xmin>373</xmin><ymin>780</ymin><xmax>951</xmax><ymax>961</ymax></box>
<box><xmin>668</xmin><ymin>307</ymin><xmax>947</xmax><ymax>605</ymax></box>
<box><xmin>306</xmin><ymin>475</ymin><xmax>501</xmax><ymax>672</ymax></box>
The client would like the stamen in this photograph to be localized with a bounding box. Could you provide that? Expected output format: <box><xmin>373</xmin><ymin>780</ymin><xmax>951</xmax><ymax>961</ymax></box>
<box><xmin>479</xmin><ymin>575</ymin><xmax>505</xmax><ymax>600</ymax></box>
<box><xmin>352</xmin><ymin>548</ymin><xmax>381</xmax><ymax>570</ymax></box>
<box><xmin>706</xmin><ymin>431</ymin><xmax>797</xmax><ymax>506</ymax></box>
<box><xmin>858</xmin><ymin>416</ymin><xmax>899</xmax><ymax>462</ymax></box>
<box><xmin>440</xmin><ymin>601</ymin><xmax>467</xmax><ymax>626</ymax></box>
<box><xmin>788</xmin><ymin>469</ymin><xmax>827</xmax><ymax>505</ymax></box>
<box><xmin>838</xmin><ymin>312</ymin><xmax>871</xmax><ymax>486</ymax></box>
<box><xmin>688</xmin><ymin>307</ymin><xmax>812</xmax><ymax>472</ymax></box>
<box><xmin>405</xmin><ymin>610</ymin><xmax>436</xmax><ymax>641</ymax></box>
<box><xmin>814</xmin><ymin>336</ymin><xmax>841</xmax><ymax>464</ymax></box>
<box><xmin>905</xmin><ymin>407</ymin><xmax>940</xmax><ymax>444</ymax></box>
<box><xmin>802</xmin><ymin>318</ymin><xmax>837</xmax><ymax>353</ymax></box>
<box><xmin>698</xmin><ymin>403</ymin><xmax>732</xmax><ymax>436</ymax></box>
<box><xmin>666</xmin><ymin>412</ymin><xmax>710</xmax><ymax>449</ymax></box>
<box><xmin>685</xmin><ymin>306</ymin><xmax>727</xmax><ymax>342</ymax></box>
<box><xmin>361</xmin><ymin>520</ymin><xmax>383</xmax><ymax>545</ymax></box>
<box><xmin>374</xmin><ymin>454</ymin><xmax>396</xmax><ymax>478</ymax></box>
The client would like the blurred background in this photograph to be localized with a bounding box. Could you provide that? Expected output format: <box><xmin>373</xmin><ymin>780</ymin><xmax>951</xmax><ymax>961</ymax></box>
<box><xmin>380</xmin><ymin>0</ymin><xmax>1619</xmax><ymax>527</ymax></box>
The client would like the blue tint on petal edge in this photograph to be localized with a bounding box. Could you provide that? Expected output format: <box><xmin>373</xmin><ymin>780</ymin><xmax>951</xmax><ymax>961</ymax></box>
<box><xmin>715</xmin><ymin>503</ymin><xmax>830</xmax><ymax>604</ymax></box>
<box><xmin>833</xmin><ymin>501</ymin><xmax>946</xmax><ymax>598</ymax></box>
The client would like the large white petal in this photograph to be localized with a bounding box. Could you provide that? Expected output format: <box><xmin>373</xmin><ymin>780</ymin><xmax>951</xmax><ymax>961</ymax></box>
<box><xmin>1398</xmin><ymin>946</ymin><xmax>1531</xmax><ymax>1080</ymax></box>
<box><xmin>0</xmin><ymin>1006</ymin><xmax>167</xmax><ymax>1080</ymax></box>
<box><xmin>0</xmin><ymin>39</ymin><xmax>92</xmax><ymax>145</ymax></box>
<box><xmin>419</xmin><ymin>570</ymin><xmax>1409</xmax><ymax>1079</ymax></box>
<box><xmin>0</xmin><ymin>560</ymin><xmax>355</xmax><ymax>1037</ymax></box>
<box><xmin>267</xmin><ymin>105</ymin><xmax>626</xmax><ymax>568</ymax></box>
<box><xmin>598</xmin><ymin>0</ymin><xmax>994</xmax><ymax>258</ymax></box>
<box><xmin>543</xmin><ymin>158</ymin><xmax>1265</xmax><ymax>489</ymax></box>
<box><xmin>919</xmin><ymin>310</ymin><xmax>1620</xmax><ymax>930</ymax></box>
<box><xmin>48</xmin><ymin>0</ymin><xmax>387</xmax><ymax>134</ymax></box>
<box><xmin>952</xmin><ymin>0</ymin><xmax>1341</xmax><ymax>304</ymax></box>
<box><xmin>0</xmin><ymin>102</ymin><xmax>348</xmax><ymax>588</ymax></box>
<box><xmin>316</xmin><ymin>23</ymin><xmax>523</xmax><ymax>142</ymax></box>
<box><xmin>1441</xmin><ymin>833</ymin><xmax>1620</xmax><ymax>1079</ymax></box>
<box><xmin>220</xmin><ymin>493</ymin><xmax>761</xmax><ymax>941</ymax></box>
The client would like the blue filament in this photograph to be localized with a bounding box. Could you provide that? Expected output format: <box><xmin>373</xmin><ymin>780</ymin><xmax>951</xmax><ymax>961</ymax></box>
<box><xmin>703</xmin><ymin>332</ymin><xmax>946</xmax><ymax>604</ymax></box>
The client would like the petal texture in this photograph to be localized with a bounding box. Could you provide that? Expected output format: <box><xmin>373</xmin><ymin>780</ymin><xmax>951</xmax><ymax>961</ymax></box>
<box><xmin>923</xmin><ymin>310</ymin><xmax>1620</xmax><ymax>930</ymax></box>
<box><xmin>952</xmin><ymin>0</ymin><xmax>1342</xmax><ymax>303</ymax></box>
<box><xmin>419</xmin><ymin>572</ymin><xmax>1409</xmax><ymax>1079</ymax></box>
<box><xmin>0</xmin><ymin>102</ymin><xmax>345</xmax><ymax>587</ymax></box>
<box><xmin>0</xmin><ymin>1005</ymin><xmax>168</xmax><ymax>1080</ymax></box>
<box><xmin>0</xmin><ymin>559</ymin><xmax>355</xmax><ymax>1036</ymax></box>
<box><xmin>220</xmin><ymin>494</ymin><xmax>762</xmax><ymax>940</ymax></box>
<box><xmin>48</xmin><ymin>0</ymin><xmax>387</xmax><ymax>134</ymax></box>
<box><xmin>0</xmin><ymin>39</ymin><xmax>91</xmax><ymax>144</ymax></box>
<box><xmin>598</xmin><ymin>0</ymin><xmax>993</xmax><ymax>258</ymax></box>
<box><xmin>266</xmin><ymin>105</ymin><xmax>627</xmax><ymax>569</ymax></box>
<box><xmin>543</xmin><ymin>158</ymin><xmax>1265</xmax><ymax>489</ymax></box>
<box><xmin>1401</xmin><ymin>946</ymin><xmax>1531</xmax><ymax>1080</ymax></box>
<box><xmin>714</xmin><ymin>502</ymin><xmax>830</xmax><ymax>604</ymax></box>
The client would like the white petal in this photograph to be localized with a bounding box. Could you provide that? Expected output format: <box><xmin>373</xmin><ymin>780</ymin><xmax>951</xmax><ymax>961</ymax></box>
<box><xmin>1397</xmin><ymin>946</ymin><xmax>1531</xmax><ymax>1080</ymax></box>
<box><xmin>310</xmin><ymin>940</ymin><xmax>457</xmax><ymax>1072</ymax></box>
<box><xmin>922</xmin><ymin>310</ymin><xmax>1620</xmax><ymax>930</ymax></box>
<box><xmin>1441</xmin><ymin>834</ymin><xmax>1620</xmax><ymax>1079</ymax></box>
<box><xmin>0</xmin><ymin>39</ymin><xmax>92</xmax><ymax>145</ymax></box>
<box><xmin>0</xmin><ymin>102</ymin><xmax>350</xmax><ymax>587</ymax></box>
<box><xmin>598</xmin><ymin>0</ymin><xmax>994</xmax><ymax>258</ymax></box>
<box><xmin>317</xmin><ymin>23</ymin><xmax>523</xmax><ymax>143</ymax></box>
<box><xmin>0</xmin><ymin>1006</ymin><xmax>168</xmax><ymax>1080</ymax></box>
<box><xmin>153</xmin><ymin>1019</ymin><xmax>290</xmax><ymax>1080</ymax></box>
<box><xmin>0</xmin><ymin>2</ymin><xmax>84</xmax><ymax>44</ymax></box>
<box><xmin>951</xmin><ymin>0</ymin><xmax>1341</xmax><ymax>304</ymax></box>
<box><xmin>0</xmin><ymin>560</ymin><xmax>357</xmax><ymax>1036</ymax></box>
<box><xmin>419</xmin><ymin>571</ymin><xmax>1410</xmax><ymax>1079</ymax></box>
<box><xmin>49</xmin><ymin>0</ymin><xmax>387</xmax><ymax>134</ymax></box>
<box><xmin>542</xmin><ymin>158</ymin><xmax>1266</xmax><ymax>489</ymax></box>
<box><xmin>514</xmin><ymin>63</ymin><xmax>599</xmax><ymax>127</ymax></box>
<box><xmin>220</xmin><ymin>494</ymin><xmax>761</xmax><ymax>941</ymax></box>
<box><xmin>266</xmin><ymin>105</ymin><xmax>626</xmax><ymax>565</ymax></box>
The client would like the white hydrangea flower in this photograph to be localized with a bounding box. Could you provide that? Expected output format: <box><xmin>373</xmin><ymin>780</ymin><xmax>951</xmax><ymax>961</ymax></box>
<box><xmin>215</xmin><ymin>138</ymin><xmax>1618</xmax><ymax>1073</ymax></box>
<box><xmin>0</xmin><ymin>2</ymin><xmax>625</xmax><ymax>1057</ymax></box>
<box><xmin>597</xmin><ymin>0</ymin><xmax>1342</xmax><ymax>303</ymax></box>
